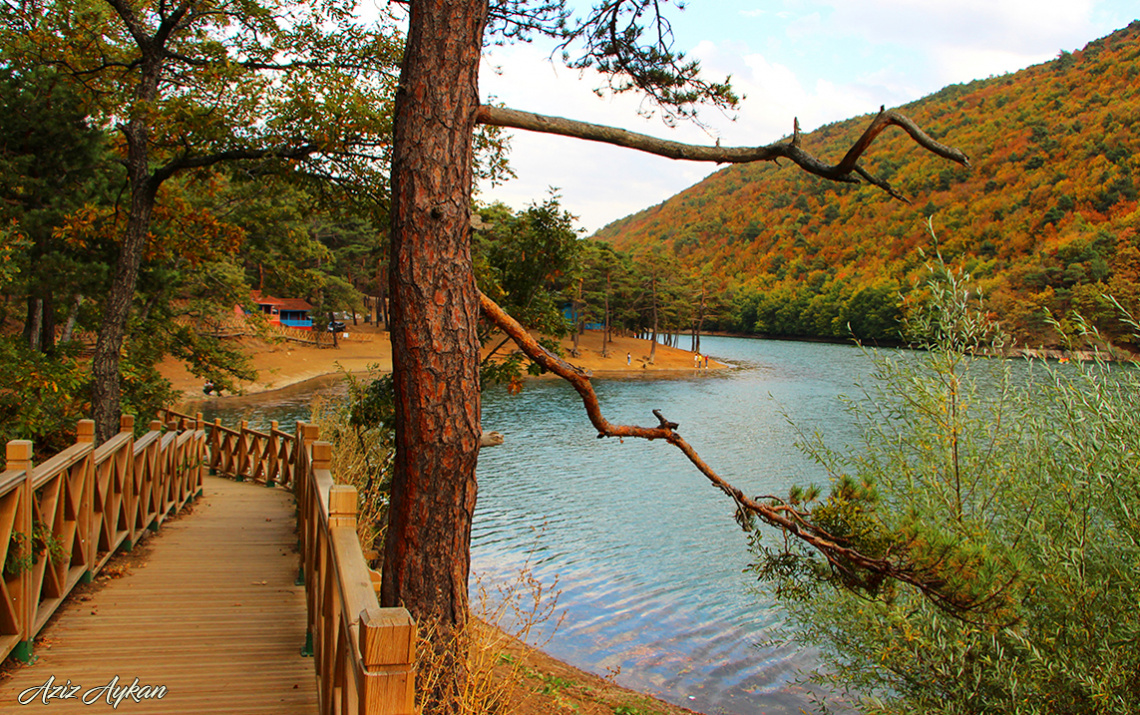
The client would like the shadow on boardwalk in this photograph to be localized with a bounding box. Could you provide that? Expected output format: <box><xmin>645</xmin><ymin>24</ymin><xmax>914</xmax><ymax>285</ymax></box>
<box><xmin>0</xmin><ymin>476</ymin><xmax>316</xmax><ymax>713</ymax></box>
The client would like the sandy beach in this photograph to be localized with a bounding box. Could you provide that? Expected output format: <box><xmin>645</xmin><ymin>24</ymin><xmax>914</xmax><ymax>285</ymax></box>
<box><xmin>160</xmin><ymin>324</ymin><xmax>725</xmax><ymax>400</ymax></box>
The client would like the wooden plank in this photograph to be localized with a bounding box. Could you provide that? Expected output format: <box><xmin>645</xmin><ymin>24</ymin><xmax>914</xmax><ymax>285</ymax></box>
<box><xmin>0</xmin><ymin>476</ymin><xmax>317</xmax><ymax>713</ymax></box>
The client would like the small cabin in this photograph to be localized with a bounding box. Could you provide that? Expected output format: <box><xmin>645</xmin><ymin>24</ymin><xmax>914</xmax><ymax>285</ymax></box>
<box><xmin>250</xmin><ymin>291</ymin><xmax>314</xmax><ymax>330</ymax></box>
<box><xmin>561</xmin><ymin>302</ymin><xmax>605</xmax><ymax>331</ymax></box>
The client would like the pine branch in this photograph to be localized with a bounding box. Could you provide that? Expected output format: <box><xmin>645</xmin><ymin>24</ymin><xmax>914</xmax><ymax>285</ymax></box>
<box><xmin>476</xmin><ymin>105</ymin><xmax>970</xmax><ymax>202</ymax></box>
<box><xmin>479</xmin><ymin>288</ymin><xmax>1010</xmax><ymax>618</ymax></box>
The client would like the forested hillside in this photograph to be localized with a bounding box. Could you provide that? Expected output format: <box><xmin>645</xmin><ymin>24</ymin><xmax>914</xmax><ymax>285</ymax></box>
<box><xmin>594</xmin><ymin>22</ymin><xmax>1140</xmax><ymax>349</ymax></box>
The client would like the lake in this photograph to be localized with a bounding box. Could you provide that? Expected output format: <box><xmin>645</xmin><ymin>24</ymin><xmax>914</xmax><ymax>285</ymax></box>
<box><xmin>189</xmin><ymin>334</ymin><xmax>883</xmax><ymax>714</ymax></box>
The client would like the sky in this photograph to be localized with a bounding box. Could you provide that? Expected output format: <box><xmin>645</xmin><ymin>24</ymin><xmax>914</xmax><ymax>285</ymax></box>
<box><xmin>475</xmin><ymin>0</ymin><xmax>1137</xmax><ymax>234</ymax></box>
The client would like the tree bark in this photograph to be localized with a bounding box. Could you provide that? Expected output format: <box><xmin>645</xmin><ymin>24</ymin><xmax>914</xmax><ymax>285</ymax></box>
<box><xmin>90</xmin><ymin>35</ymin><xmax>162</xmax><ymax>442</ymax></box>
<box><xmin>60</xmin><ymin>295</ymin><xmax>82</xmax><ymax>345</ymax></box>
<box><xmin>91</xmin><ymin>156</ymin><xmax>159</xmax><ymax>441</ymax></box>
<box><xmin>648</xmin><ymin>276</ymin><xmax>658</xmax><ymax>364</ymax></box>
<box><xmin>693</xmin><ymin>287</ymin><xmax>705</xmax><ymax>355</ymax></box>
<box><xmin>381</xmin><ymin>0</ymin><xmax>486</xmax><ymax>635</ymax></box>
<box><xmin>602</xmin><ymin>270</ymin><xmax>611</xmax><ymax>357</ymax></box>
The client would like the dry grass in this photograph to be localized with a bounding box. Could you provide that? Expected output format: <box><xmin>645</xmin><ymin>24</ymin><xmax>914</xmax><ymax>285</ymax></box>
<box><xmin>415</xmin><ymin>559</ymin><xmax>564</xmax><ymax>715</ymax></box>
<box><xmin>308</xmin><ymin>397</ymin><xmax>391</xmax><ymax>552</ymax></box>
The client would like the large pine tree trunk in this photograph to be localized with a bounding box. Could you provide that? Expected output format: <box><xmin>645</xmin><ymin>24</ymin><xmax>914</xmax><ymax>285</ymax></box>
<box><xmin>381</xmin><ymin>0</ymin><xmax>486</xmax><ymax>634</ymax></box>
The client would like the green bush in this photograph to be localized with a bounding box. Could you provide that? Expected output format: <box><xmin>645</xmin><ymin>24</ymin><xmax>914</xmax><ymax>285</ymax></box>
<box><xmin>753</xmin><ymin>261</ymin><xmax>1140</xmax><ymax>714</ymax></box>
<box><xmin>0</xmin><ymin>337</ymin><xmax>90</xmax><ymax>454</ymax></box>
<box><xmin>309</xmin><ymin>364</ymin><xmax>395</xmax><ymax>555</ymax></box>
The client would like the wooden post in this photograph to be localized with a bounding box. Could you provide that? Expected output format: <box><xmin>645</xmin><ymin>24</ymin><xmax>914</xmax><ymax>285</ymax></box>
<box><xmin>149</xmin><ymin>420</ymin><xmax>165</xmax><ymax>531</ymax></box>
<box><xmin>120</xmin><ymin>415</ymin><xmax>135</xmax><ymax>511</ymax></box>
<box><xmin>358</xmin><ymin>607</ymin><xmax>416</xmax><ymax>715</ymax></box>
<box><xmin>78</xmin><ymin>419</ymin><xmax>98</xmax><ymax>566</ymax></box>
<box><xmin>213</xmin><ymin>418</ymin><xmax>223</xmax><ymax>476</ymax></box>
<box><xmin>298</xmin><ymin>423</ymin><xmax>320</xmax><ymax>497</ymax></box>
<box><xmin>328</xmin><ymin>484</ymin><xmax>357</xmax><ymax>530</ymax></box>
<box><xmin>76</xmin><ymin>419</ymin><xmax>95</xmax><ymax>444</ymax></box>
<box><xmin>78</xmin><ymin>420</ymin><xmax>96</xmax><ymax>574</ymax></box>
<box><xmin>312</xmin><ymin>441</ymin><xmax>333</xmax><ymax>472</ymax></box>
<box><xmin>237</xmin><ymin>420</ymin><xmax>250</xmax><ymax>481</ymax></box>
<box><xmin>194</xmin><ymin>413</ymin><xmax>205</xmax><ymax>495</ymax></box>
<box><xmin>6</xmin><ymin>440</ymin><xmax>34</xmax><ymax>663</ymax></box>
<box><xmin>267</xmin><ymin>420</ymin><xmax>280</xmax><ymax>488</ymax></box>
<box><xmin>301</xmin><ymin>422</ymin><xmax>320</xmax><ymax>448</ymax></box>
<box><xmin>294</xmin><ymin>425</ymin><xmax>322</xmax><ymax>588</ymax></box>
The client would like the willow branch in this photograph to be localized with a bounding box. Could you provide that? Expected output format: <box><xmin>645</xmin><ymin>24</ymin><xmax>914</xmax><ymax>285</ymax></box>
<box><xmin>475</xmin><ymin>105</ymin><xmax>970</xmax><ymax>201</ymax></box>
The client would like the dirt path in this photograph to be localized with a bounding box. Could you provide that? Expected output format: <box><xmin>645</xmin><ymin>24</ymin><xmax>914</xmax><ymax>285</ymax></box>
<box><xmin>161</xmin><ymin>326</ymin><xmax>725</xmax><ymax>400</ymax></box>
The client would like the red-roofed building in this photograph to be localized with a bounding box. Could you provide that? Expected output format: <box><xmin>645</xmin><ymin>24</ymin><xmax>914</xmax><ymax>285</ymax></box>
<box><xmin>250</xmin><ymin>291</ymin><xmax>315</xmax><ymax>329</ymax></box>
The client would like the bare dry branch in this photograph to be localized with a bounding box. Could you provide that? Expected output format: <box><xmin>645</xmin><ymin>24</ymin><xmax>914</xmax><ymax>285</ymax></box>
<box><xmin>475</xmin><ymin>105</ymin><xmax>970</xmax><ymax>200</ymax></box>
<box><xmin>479</xmin><ymin>289</ymin><xmax>999</xmax><ymax>615</ymax></box>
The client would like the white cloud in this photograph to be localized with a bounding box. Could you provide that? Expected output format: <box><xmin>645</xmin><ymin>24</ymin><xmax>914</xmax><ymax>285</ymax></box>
<box><xmin>820</xmin><ymin>0</ymin><xmax>1096</xmax><ymax>46</ymax></box>
<box><xmin>479</xmin><ymin>44</ymin><xmax>744</xmax><ymax>233</ymax></box>
<box><xmin>807</xmin><ymin>0</ymin><xmax>1104</xmax><ymax>84</ymax></box>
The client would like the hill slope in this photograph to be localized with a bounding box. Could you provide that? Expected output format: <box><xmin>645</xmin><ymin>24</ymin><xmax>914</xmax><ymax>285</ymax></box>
<box><xmin>593</xmin><ymin>22</ymin><xmax>1140</xmax><ymax>348</ymax></box>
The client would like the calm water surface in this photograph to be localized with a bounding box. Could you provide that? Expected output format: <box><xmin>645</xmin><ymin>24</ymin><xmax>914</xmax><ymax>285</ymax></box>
<box><xmin>190</xmin><ymin>336</ymin><xmax>881</xmax><ymax>715</ymax></box>
<box><xmin>473</xmin><ymin>336</ymin><xmax>875</xmax><ymax>715</ymax></box>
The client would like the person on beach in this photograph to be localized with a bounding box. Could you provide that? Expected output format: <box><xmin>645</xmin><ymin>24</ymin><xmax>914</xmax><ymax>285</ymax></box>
<box><xmin>627</xmin><ymin>352</ymin><xmax>631</xmax><ymax>365</ymax></box>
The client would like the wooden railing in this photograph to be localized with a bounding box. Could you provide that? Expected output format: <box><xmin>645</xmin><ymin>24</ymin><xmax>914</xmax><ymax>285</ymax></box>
<box><xmin>201</xmin><ymin>417</ymin><xmax>298</xmax><ymax>488</ymax></box>
<box><xmin>0</xmin><ymin>415</ymin><xmax>205</xmax><ymax>663</ymax></box>
<box><xmin>269</xmin><ymin>322</ymin><xmax>376</xmax><ymax>346</ymax></box>
<box><xmin>163</xmin><ymin>408</ymin><xmax>417</xmax><ymax>715</ymax></box>
<box><xmin>296</xmin><ymin>435</ymin><xmax>416</xmax><ymax>715</ymax></box>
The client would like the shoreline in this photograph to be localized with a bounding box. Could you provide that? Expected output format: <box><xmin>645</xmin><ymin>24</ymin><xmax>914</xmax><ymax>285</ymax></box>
<box><xmin>161</xmin><ymin>328</ymin><xmax>728</xmax><ymax>402</ymax></box>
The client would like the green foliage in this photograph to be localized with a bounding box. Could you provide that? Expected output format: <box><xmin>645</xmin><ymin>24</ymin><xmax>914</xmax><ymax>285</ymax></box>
<box><xmin>310</xmin><ymin>365</ymin><xmax>396</xmax><ymax>552</ymax></box>
<box><xmin>474</xmin><ymin>194</ymin><xmax>583</xmax><ymax>388</ymax></box>
<box><xmin>4</xmin><ymin>520</ymin><xmax>70</xmax><ymax>577</ymax></box>
<box><xmin>343</xmin><ymin>368</ymin><xmax>396</xmax><ymax>440</ymax></box>
<box><xmin>612</xmin><ymin>704</ymin><xmax>663</xmax><ymax>715</ymax></box>
<box><xmin>0</xmin><ymin>63</ymin><xmax>116</xmax><ymax>351</ymax></box>
<box><xmin>0</xmin><ymin>338</ymin><xmax>89</xmax><ymax>454</ymax></box>
<box><xmin>475</xmin><ymin>194</ymin><xmax>582</xmax><ymax>336</ymax></box>
<box><xmin>0</xmin><ymin>225</ymin><xmax>29</xmax><ymax>290</ymax></box>
<box><xmin>0</xmin><ymin>65</ymin><xmax>112</xmax><ymax>241</ymax></box>
<box><xmin>1</xmin><ymin>0</ymin><xmax>404</xmax><ymax>438</ymax></box>
<box><xmin>751</xmin><ymin>259</ymin><xmax>1140</xmax><ymax>714</ymax></box>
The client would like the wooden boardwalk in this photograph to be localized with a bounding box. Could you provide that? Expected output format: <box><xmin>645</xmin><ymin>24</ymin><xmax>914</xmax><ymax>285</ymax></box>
<box><xmin>0</xmin><ymin>475</ymin><xmax>317</xmax><ymax>713</ymax></box>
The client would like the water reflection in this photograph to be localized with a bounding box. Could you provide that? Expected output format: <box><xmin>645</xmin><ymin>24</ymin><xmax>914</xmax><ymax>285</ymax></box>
<box><xmin>182</xmin><ymin>372</ymin><xmax>349</xmax><ymax>430</ymax></box>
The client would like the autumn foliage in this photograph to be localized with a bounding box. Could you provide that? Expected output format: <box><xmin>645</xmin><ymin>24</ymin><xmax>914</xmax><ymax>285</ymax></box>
<box><xmin>594</xmin><ymin>22</ymin><xmax>1140</xmax><ymax>350</ymax></box>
